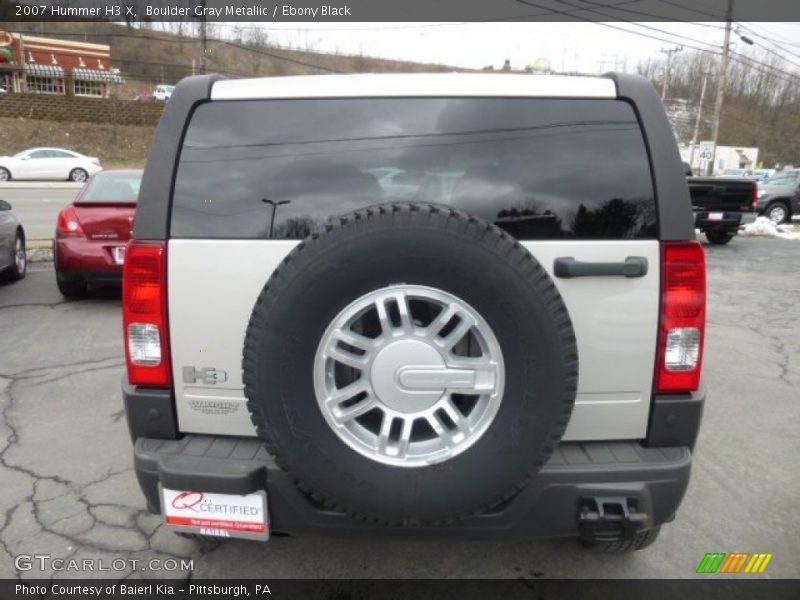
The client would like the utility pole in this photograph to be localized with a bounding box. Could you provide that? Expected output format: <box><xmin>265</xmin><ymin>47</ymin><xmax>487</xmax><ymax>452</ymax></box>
<box><xmin>688</xmin><ymin>68</ymin><xmax>710</xmax><ymax>172</ymax></box>
<box><xmin>660</xmin><ymin>46</ymin><xmax>683</xmax><ymax>101</ymax></box>
<box><xmin>199</xmin><ymin>0</ymin><xmax>207</xmax><ymax>74</ymax></box>
<box><xmin>707</xmin><ymin>0</ymin><xmax>734</xmax><ymax>175</ymax></box>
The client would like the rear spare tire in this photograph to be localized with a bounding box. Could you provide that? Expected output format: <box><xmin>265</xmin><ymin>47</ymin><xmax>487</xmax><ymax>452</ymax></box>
<box><xmin>243</xmin><ymin>203</ymin><xmax>578</xmax><ymax>524</ymax></box>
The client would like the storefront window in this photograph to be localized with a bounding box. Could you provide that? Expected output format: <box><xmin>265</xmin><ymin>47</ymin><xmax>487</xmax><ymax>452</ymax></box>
<box><xmin>25</xmin><ymin>75</ymin><xmax>64</xmax><ymax>94</ymax></box>
<box><xmin>73</xmin><ymin>79</ymin><xmax>104</xmax><ymax>97</ymax></box>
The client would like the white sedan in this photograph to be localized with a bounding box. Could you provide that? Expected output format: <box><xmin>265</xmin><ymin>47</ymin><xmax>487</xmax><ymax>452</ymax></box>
<box><xmin>0</xmin><ymin>148</ymin><xmax>103</xmax><ymax>182</ymax></box>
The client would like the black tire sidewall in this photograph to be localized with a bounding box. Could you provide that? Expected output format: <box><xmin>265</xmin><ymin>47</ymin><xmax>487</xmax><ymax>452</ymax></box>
<box><xmin>246</xmin><ymin>216</ymin><xmax>577</xmax><ymax>523</ymax></box>
<box><xmin>56</xmin><ymin>274</ymin><xmax>87</xmax><ymax>297</ymax></box>
<box><xmin>9</xmin><ymin>231</ymin><xmax>25</xmax><ymax>279</ymax></box>
<box><xmin>705</xmin><ymin>229</ymin><xmax>732</xmax><ymax>245</ymax></box>
<box><xmin>70</xmin><ymin>169</ymin><xmax>87</xmax><ymax>182</ymax></box>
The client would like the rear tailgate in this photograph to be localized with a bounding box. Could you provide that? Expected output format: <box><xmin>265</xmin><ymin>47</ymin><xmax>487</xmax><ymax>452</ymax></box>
<box><xmin>687</xmin><ymin>177</ymin><xmax>756</xmax><ymax>213</ymax></box>
<box><xmin>164</xmin><ymin>90</ymin><xmax>669</xmax><ymax>443</ymax></box>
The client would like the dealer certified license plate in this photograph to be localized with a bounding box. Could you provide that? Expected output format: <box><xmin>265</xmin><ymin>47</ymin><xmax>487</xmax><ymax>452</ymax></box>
<box><xmin>708</xmin><ymin>212</ymin><xmax>724</xmax><ymax>221</ymax></box>
<box><xmin>160</xmin><ymin>486</ymin><xmax>269</xmax><ymax>541</ymax></box>
<box><xmin>113</xmin><ymin>246</ymin><xmax>126</xmax><ymax>264</ymax></box>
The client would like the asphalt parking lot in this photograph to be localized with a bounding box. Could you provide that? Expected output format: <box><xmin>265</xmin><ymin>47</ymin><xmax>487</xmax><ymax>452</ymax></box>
<box><xmin>0</xmin><ymin>236</ymin><xmax>798</xmax><ymax>580</ymax></box>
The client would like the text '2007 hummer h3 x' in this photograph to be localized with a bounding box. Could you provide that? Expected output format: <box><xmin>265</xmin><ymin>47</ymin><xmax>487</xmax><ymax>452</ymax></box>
<box><xmin>122</xmin><ymin>72</ymin><xmax>706</xmax><ymax>552</ymax></box>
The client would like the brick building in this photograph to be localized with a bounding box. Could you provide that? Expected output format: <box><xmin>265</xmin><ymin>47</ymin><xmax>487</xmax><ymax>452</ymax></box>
<box><xmin>0</xmin><ymin>28</ymin><xmax>123</xmax><ymax>98</ymax></box>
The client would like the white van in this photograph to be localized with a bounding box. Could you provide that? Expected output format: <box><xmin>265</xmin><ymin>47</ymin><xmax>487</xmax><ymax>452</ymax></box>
<box><xmin>153</xmin><ymin>84</ymin><xmax>175</xmax><ymax>102</ymax></box>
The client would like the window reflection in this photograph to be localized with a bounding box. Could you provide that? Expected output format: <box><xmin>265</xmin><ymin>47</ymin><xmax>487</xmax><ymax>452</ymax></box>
<box><xmin>172</xmin><ymin>98</ymin><xmax>656</xmax><ymax>240</ymax></box>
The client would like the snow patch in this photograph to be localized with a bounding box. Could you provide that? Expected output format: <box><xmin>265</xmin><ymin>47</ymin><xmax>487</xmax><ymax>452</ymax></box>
<box><xmin>741</xmin><ymin>217</ymin><xmax>800</xmax><ymax>240</ymax></box>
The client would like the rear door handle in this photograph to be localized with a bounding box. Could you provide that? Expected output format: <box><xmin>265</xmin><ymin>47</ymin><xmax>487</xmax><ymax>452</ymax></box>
<box><xmin>553</xmin><ymin>256</ymin><xmax>648</xmax><ymax>279</ymax></box>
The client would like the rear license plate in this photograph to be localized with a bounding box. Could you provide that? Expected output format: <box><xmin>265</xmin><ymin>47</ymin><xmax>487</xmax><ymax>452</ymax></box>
<box><xmin>113</xmin><ymin>246</ymin><xmax>126</xmax><ymax>264</ymax></box>
<box><xmin>708</xmin><ymin>212</ymin><xmax>724</xmax><ymax>221</ymax></box>
<box><xmin>160</xmin><ymin>486</ymin><xmax>269</xmax><ymax>541</ymax></box>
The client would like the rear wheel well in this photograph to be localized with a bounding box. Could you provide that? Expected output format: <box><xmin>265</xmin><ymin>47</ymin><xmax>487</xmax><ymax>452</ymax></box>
<box><xmin>765</xmin><ymin>198</ymin><xmax>791</xmax><ymax>214</ymax></box>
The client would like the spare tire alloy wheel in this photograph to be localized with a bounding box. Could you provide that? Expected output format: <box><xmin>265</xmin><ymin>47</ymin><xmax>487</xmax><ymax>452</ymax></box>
<box><xmin>243</xmin><ymin>204</ymin><xmax>578</xmax><ymax>524</ymax></box>
<box><xmin>315</xmin><ymin>284</ymin><xmax>504</xmax><ymax>467</ymax></box>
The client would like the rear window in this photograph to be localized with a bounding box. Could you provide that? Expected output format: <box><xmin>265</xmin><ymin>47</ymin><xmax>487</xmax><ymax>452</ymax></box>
<box><xmin>765</xmin><ymin>172</ymin><xmax>799</xmax><ymax>186</ymax></box>
<box><xmin>82</xmin><ymin>173</ymin><xmax>141</xmax><ymax>203</ymax></box>
<box><xmin>171</xmin><ymin>98</ymin><xmax>656</xmax><ymax>240</ymax></box>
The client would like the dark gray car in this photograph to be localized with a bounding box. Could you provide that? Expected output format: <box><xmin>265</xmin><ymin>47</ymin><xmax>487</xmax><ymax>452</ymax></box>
<box><xmin>756</xmin><ymin>170</ymin><xmax>800</xmax><ymax>224</ymax></box>
<box><xmin>0</xmin><ymin>199</ymin><xmax>27</xmax><ymax>282</ymax></box>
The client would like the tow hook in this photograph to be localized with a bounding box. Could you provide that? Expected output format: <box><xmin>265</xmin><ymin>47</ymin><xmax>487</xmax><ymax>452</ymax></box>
<box><xmin>578</xmin><ymin>496</ymin><xmax>648</xmax><ymax>544</ymax></box>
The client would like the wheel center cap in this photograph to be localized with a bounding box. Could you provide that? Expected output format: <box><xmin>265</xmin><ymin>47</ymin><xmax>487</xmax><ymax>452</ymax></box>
<box><xmin>370</xmin><ymin>340</ymin><xmax>444</xmax><ymax>413</ymax></box>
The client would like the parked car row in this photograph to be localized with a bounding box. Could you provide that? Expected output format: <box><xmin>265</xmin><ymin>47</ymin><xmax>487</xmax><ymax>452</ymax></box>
<box><xmin>0</xmin><ymin>169</ymin><xmax>141</xmax><ymax>293</ymax></box>
<box><xmin>684</xmin><ymin>162</ymin><xmax>799</xmax><ymax>229</ymax></box>
<box><xmin>0</xmin><ymin>198</ymin><xmax>26</xmax><ymax>282</ymax></box>
<box><xmin>0</xmin><ymin>147</ymin><xmax>102</xmax><ymax>182</ymax></box>
<box><xmin>756</xmin><ymin>169</ymin><xmax>800</xmax><ymax>224</ymax></box>
<box><xmin>55</xmin><ymin>170</ymin><xmax>140</xmax><ymax>296</ymax></box>
<box><xmin>721</xmin><ymin>168</ymin><xmax>775</xmax><ymax>182</ymax></box>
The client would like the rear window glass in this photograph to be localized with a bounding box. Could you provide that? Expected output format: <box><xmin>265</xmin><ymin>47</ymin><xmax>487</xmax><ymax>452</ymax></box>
<box><xmin>171</xmin><ymin>98</ymin><xmax>656</xmax><ymax>240</ymax></box>
<box><xmin>82</xmin><ymin>174</ymin><xmax>141</xmax><ymax>202</ymax></box>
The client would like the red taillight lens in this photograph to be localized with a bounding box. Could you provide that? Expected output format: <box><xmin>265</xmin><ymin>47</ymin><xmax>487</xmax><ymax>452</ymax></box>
<box><xmin>655</xmin><ymin>241</ymin><xmax>706</xmax><ymax>393</ymax></box>
<box><xmin>123</xmin><ymin>241</ymin><xmax>171</xmax><ymax>387</ymax></box>
<box><xmin>752</xmin><ymin>184</ymin><xmax>759</xmax><ymax>210</ymax></box>
<box><xmin>56</xmin><ymin>205</ymin><xmax>84</xmax><ymax>237</ymax></box>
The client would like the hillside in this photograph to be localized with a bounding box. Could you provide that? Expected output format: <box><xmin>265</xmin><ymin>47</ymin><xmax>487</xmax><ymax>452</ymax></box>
<box><xmin>639</xmin><ymin>51</ymin><xmax>800</xmax><ymax>167</ymax></box>
<box><xmin>10</xmin><ymin>22</ymin><xmax>455</xmax><ymax>99</ymax></box>
<box><xmin>0</xmin><ymin>116</ymin><xmax>153</xmax><ymax>168</ymax></box>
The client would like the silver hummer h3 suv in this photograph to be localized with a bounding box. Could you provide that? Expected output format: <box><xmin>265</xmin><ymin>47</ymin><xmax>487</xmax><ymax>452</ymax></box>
<box><xmin>122</xmin><ymin>72</ymin><xmax>706</xmax><ymax>552</ymax></box>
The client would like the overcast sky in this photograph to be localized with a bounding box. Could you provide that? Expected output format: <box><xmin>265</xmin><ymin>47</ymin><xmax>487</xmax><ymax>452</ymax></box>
<box><xmin>214</xmin><ymin>21</ymin><xmax>800</xmax><ymax>74</ymax></box>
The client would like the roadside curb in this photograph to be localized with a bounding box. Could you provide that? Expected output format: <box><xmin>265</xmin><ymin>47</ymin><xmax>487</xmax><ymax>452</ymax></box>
<box><xmin>27</xmin><ymin>246</ymin><xmax>53</xmax><ymax>263</ymax></box>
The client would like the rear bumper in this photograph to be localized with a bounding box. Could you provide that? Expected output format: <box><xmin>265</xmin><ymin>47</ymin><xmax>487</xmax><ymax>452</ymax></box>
<box><xmin>133</xmin><ymin>435</ymin><xmax>691</xmax><ymax>539</ymax></box>
<box><xmin>53</xmin><ymin>237</ymin><xmax>124</xmax><ymax>281</ymax></box>
<box><xmin>693</xmin><ymin>211</ymin><xmax>745</xmax><ymax>231</ymax></box>
<box><xmin>124</xmin><ymin>377</ymin><xmax>703</xmax><ymax>539</ymax></box>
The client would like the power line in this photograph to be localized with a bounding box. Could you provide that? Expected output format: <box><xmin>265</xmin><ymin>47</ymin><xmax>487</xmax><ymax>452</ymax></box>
<box><xmin>547</xmin><ymin>0</ymin><xmax>800</xmax><ymax>80</ymax></box>
<box><xmin>515</xmin><ymin>0</ymin><xmax>800</xmax><ymax>86</ymax></box>
<box><xmin>740</xmin><ymin>23</ymin><xmax>800</xmax><ymax>49</ymax></box>
<box><xmin>735</xmin><ymin>24</ymin><xmax>800</xmax><ymax>64</ymax></box>
<box><xmin>656</xmin><ymin>0</ymin><xmax>726</xmax><ymax>20</ymax></box>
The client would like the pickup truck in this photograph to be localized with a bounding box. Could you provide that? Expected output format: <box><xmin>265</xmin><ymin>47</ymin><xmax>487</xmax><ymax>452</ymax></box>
<box><xmin>685</xmin><ymin>171</ymin><xmax>757</xmax><ymax>244</ymax></box>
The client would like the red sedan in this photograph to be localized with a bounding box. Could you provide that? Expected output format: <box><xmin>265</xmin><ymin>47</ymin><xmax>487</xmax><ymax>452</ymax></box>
<box><xmin>54</xmin><ymin>170</ymin><xmax>141</xmax><ymax>297</ymax></box>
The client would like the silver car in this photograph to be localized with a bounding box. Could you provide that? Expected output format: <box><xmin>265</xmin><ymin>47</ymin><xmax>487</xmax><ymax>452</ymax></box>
<box><xmin>0</xmin><ymin>199</ymin><xmax>27</xmax><ymax>282</ymax></box>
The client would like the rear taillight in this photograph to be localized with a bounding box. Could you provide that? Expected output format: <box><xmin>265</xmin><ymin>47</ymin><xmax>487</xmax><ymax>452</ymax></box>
<box><xmin>56</xmin><ymin>206</ymin><xmax>84</xmax><ymax>237</ymax></box>
<box><xmin>655</xmin><ymin>241</ymin><xmax>706</xmax><ymax>394</ymax></box>
<box><xmin>123</xmin><ymin>241</ymin><xmax>171</xmax><ymax>387</ymax></box>
<box><xmin>752</xmin><ymin>184</ymin><xmax>759</xmax><ymax>210</ymax></box>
